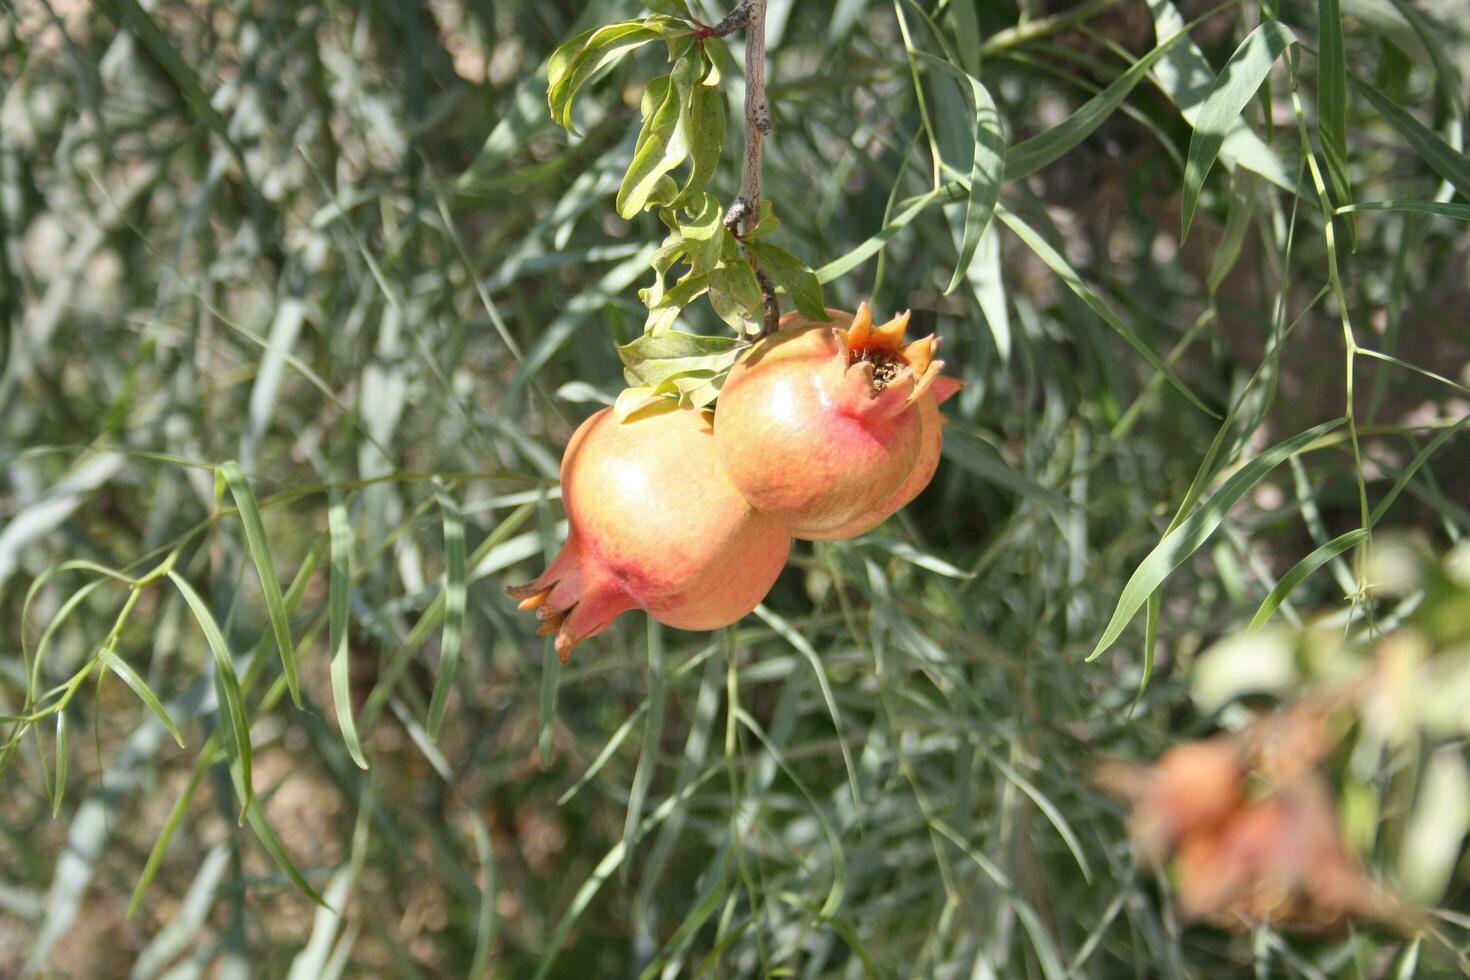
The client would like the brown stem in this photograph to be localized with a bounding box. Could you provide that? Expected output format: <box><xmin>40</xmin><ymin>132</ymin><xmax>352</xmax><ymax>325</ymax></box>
<box><xmin>696</xmin><ymin>0</ymin><xmax>756</xmax><ymax>38</ymax></box>
<box><xmin>711</xmin><ymin>0</ymin><xmax>779</xmax><ymax>337</ymax></box>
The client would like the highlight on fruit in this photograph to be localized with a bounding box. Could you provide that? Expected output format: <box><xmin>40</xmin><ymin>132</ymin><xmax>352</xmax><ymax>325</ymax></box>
<box><xmin>713</xmin><ymin>304</ymin><xmax>960</xmax><ymax>538</ymax></box>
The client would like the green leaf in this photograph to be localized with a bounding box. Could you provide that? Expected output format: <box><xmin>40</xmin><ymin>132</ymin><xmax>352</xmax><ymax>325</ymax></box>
<box><xmin>98</xmin><ymin>647</ymin><xmax>186</xmax><ymax>749</ymax></box>
<box><xmin>102</xmin><ymin>0</ymin><xmax>246</xmax><ymax>167</ymax></box>
<box><xmin>51</xmin><ymin>710</ymin><xmax>67</xmax><ymax>819</ymax></box>
<box><xmin>1247</xmin><ymin>528</ymin><xmax>1368</xmax><ymax>632</ymax></box>
<box><xmin>242</xmin><ymin>796</ymin><xmax>328</xmax><ymax>906</ymax></box>
<box><xmin>1399</xmin><ymin>748</ymin><xmax>1470</xmax><ymax>902</ymax></box>
<box><xmin>1087</xmin><ymin>417</ymin><xmax>1344</xmax><ymax>660</ymax></box>
<box><xmin>1206</xmin><ymin>187</ymin><xmax>1254</xmax><ymax>295</ymax></box>
<box><xmin>673</xmin><ymin>73</ymin><xmax>725</xmax><ymax>207</ymax></box>
<box><xmin>1181</xmin><ymin>20</ymin><xmax>1296</xmax><ymax>240</ymax></box>
<box><xmin>678</xmin><ymin>193</ymin><xmax>727</xmax><ymax>275</ymax></box>
<box><xmin>816</xmin><ymin>189</ymin><xmax>942</xmax><ymax>283</ymax></box>
<box><xmin>426</xmin><ymin>486</ymin><xmax>467</xmax><ymax>742</ymax></box>
<box><xmin>621</xmin><ymin>620</ymin><xmax>665</xmax><ymax>884</ymax></box>
<box><xmin>640</xmin><ymin>232</ymin><xmax>689</xmax><ymax>312</ymax></box>
<box><xmin>548</xmin><ymin>21</ymin><xmax>665</xmax><ymax>133</ymax></box>
<box><xmin>644</xmin><ymin>0</ymin><xmax>693</xmax><ymax>16</ymax></box>
<box><xmin>1355</xmin><ymin>75</ymin><xmax>1470</xmax><ymax>201</ymax></box>
<box><xmin>745</xmin><ymin>241</ymin><xmax>825</xmax><ymax>320</ymax></box>
<box><xmin>1370</xmin><ymin>412</ymin><xmax>1470</xmax><ymax>526</ymax></box>
<box><xmin>935</xmin><ymin>63</ymin><xmax>1004</xmax><ymax>295</ymax></box>
<box><xmin>1145</xmin><ymin>0</ymin><xmax>1296</xmax><ymax>192</ymax></box>
<box><xmin>220</xmin><ymin>461</ymin><xmax>299</xmax><ymax>707</ymax></box>
<box><xmin>709</xmin><ymin>260</ymin><xmax>764</xmax><ymax>328</ymax></box>
<box><xmin>642</xmin><ymin>271</ymin><xmax>712</xmax><ymax>335</ymax></box>
<box><xmin>619</xmin><ymin>330</ymin><xmax>743</xmax><ymax>387</ymax></box>
<box><xmin>129</xmin><ymin>765</ymin><xmax>205</xmax><ymax>919</ymax></box>
<box><xmin>1336</xmin><ymin>200</ymin><xmax>1470</xmax><ymax>220</ymax></box>
<box><xmin>169</xmin><ymin>571</ymin><xmax>254</xmax><ymax>819</ymax></box>
<box><xmin>1317</xmin><ymin>0</ymin><xmax>1355</xmax><ymax>246</ymax></box>
<box><xmin>1003</xmin><ymin>26</ymin><xmax>1188</xmax><ymax>183</ymax></box>
<box><xmin>617</xmin><ymin>53</ymin><xmax>701</xmax><ymax>218</ymax></box>
<box><xmin>743</xmin><ymin>200</ymin><xmax>780</xmax><ymax>240</ymax></box>
<box><xmin>995</xmin><ymin>206</ymin><xmax>1217</xmax><ymax>419</ymax></box>
<box><xmin>328</xmin><ymin>493</ymin><xmax>368</xmax><ymax>769</ymax></box>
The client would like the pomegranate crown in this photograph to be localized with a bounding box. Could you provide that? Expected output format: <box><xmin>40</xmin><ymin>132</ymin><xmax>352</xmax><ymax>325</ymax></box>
<box><xmin>840</xmin><ymin>302</ymin><xmax>944</xmax><ymax>402</ymax></box>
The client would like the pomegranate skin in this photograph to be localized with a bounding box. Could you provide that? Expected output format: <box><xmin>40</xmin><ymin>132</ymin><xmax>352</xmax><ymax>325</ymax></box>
<box><xmin>508</xmin><ymin>403</ymin><xmax>791</xmax><ymax>660</ymax></box>
<box><xmin>714</xmin><ymin>305</ymin><xmax>955</xmax><ymax>536</ymax></box>
<box><xmin>799</xmin><ymin>374</ymin><xmax>962</xmax><ymax>540</ymax></box>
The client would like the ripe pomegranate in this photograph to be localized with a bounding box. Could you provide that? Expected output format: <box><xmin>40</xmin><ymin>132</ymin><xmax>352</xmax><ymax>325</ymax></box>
<box><xmin>507</xmin><ymin>402</ymin><xmax>791</xmax><ymax>660</ymax></box>
<box><xmin>1095</xmin><ymin>737</ymin><xmax>1244</xmax><ymax>864</ymax></box>
<box><xmin>1173</xmin><ymin>779</ymin><xmax>1395</xmax><ymax>927</ymax></box>
<box><xmin>713</xmin><ymin>304</ymin><xmax>959</xmax><ymax>538</ymax></box>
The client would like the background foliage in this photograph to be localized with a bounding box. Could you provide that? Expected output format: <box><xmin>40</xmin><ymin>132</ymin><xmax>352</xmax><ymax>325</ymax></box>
<box><xmin>2</xmin><ymin>0</ymin><xmax>1469</xmax><ymax>976</ymax></box>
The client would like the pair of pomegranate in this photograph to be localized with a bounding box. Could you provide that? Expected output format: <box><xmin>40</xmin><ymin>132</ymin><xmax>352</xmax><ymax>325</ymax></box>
<box><xmin>509</xmin><ymin>306</ymin><xmax>961</xmax><ymax>659</ymax></box>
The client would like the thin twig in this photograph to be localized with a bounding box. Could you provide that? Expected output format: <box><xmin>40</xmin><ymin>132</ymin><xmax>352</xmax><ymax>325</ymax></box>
<box><xmin>710</xmin><ymin>0</ymin><xmax>779</xmax><ymax>337</ymax></box>
<box><xmin>695</xmin><ymin>0</ymin><xmax>756</xmax><ymax>38</ymax></box>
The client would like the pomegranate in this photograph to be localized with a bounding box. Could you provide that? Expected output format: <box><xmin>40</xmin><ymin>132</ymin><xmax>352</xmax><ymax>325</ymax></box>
<box><xmin>508</xmin><ymin>402</ymin><xmax>791</xmax><ymax>660</ymax></box>
<box><xmin>713</xmin><ymin>304</ymin><xmax>958</xmax><ymax>538</ymax></box>
<box><xmin>1173</xmin><ymin>779</ymin><xmax>1395</xmax><ymax>926</ymax></box>
<box><xmin>802</xmin><ymin>372</ymin><xmax>962</xmax><ymax>540</ymax></box>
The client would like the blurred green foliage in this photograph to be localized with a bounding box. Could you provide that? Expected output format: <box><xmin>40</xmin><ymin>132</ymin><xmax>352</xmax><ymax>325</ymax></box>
<box><xmin>2</xmin><ymin>0</ymin><xmax>1469</xmax><ymax>976</ymax></box>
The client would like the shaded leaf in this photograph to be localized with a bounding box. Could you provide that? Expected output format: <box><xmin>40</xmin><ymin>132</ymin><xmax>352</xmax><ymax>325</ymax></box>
<box><xmin>1088</xmin><ymin>418</ymin><xmax>1344</xmax><ymax>660</ymax></box>
<box><xmin>745</xmin><ymin>241</ymin><xmax>825</xmax><ymax>320</ymax></box>
<box><xmin>1181</xmin><ymin>21</ymin><xmax>1297</xmax><ymax>240</ymax></box>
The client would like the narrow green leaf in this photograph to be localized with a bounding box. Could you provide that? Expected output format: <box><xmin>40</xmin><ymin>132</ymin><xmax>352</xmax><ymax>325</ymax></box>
<box><xmin>328</xmin><ymin>494</ymin><xmax>368</xmax><ymax>769</ymax></box>
<box><xmin>102</xmin><ymin>0</ymin><xmax>245</xmax><ymax>165</ymax></box>
<box><xmin>1207</xmin><ymin>188</ymin><xmax>1254</xmax><ymax>295</ymax></box>
<box><xmin>129</xmin><ymin>763</ymin><xmax>205</xmax><ymax>919</ymax></box>
<box><xmin>1003</xmin><ymin>26</ymin><xmax>1188</xmax><ymax>182</ymax></box>
<box><xmin>1181</xmin><ymin>21</ymin><xmax>1297</xmax><ymax>240</ymax></box>
<box><xmin>622</xmin><ymin>620</ymin><xmax>665</xmax><ymax>884</ymax></box>
<box><xmin>169</xmin><ymin>570</ymin><xmax>254</xmax><ymax>817</ymax></box>
<box><xmin>244</xmin><ymin>798</ymin><xmax>328</xmax><ymax>906</ymax></box>
<box><xmin>1247</xmin><ymin>529</ymin><xmax>1368</xmax><ymax>632</ymax></box>
<box><xmin>1369</xmin><ymin>412</ymin><xmax>1470</xmax><ymax>526</ymax></box>
<box><xmin>945</xmin><ymin>71</ymin><xmax>1004</xmax><ymax>295</ymax></box>
<box><xmin>468</xmin><ymin>812</ymin><xmax>497</xmax><ymax>980</ymax></box>
<box><xmin>989</xmin><ymin>755</ymin><xmax>1092</xmax><ymax>883</ymax></box>
<box><xmin>426</xmin><ymin>486</ymin><xmax>467</xmax><ymax>742</ymax></box>
<box><xmin>98</xmin><ymin>647</ymin><xmax>185</xmax><ymax>749</ymax></box>
<box><xmin>996</xmin><ymin>206</ymin><xmax>1217</xmax><ymax>418</ymax></box>
<box><xmin>1317</xmin><ymin>0</ymin><xmax>1355</xmax><ymax>245</ymax></box>
<box><xmin>51</xmin><ymin>710</ymin><xmax>67</xmax><ymax>819</ymax></box>
<box><xmin>537</xmin><ymin>497</ymin><xmax>560</xmax><ymax>766</ymax></box>
<box><xmin>558</xmin><ymin>703</ymin><xmax>650</xmax><ymax>806</ymax></box>
<box><xmin>1088</xmin><ymin>418</ymin><xmax>1344</xmax><ymax>660</ymax></box>
<box><xmin>1146</xmin><ymin>0</ymin><xmax>1296</xmax><ymax>192</ymax></box>
<box><xmin>220</xmin><ymin>461</ymin><xmax>299</xmax><ymax>707</ymax></box>
<box><xmin>754</xmin><ymin>606</ymin><xmax>861</xmax><ymax>811</ymax></box>
<box><xmin>1336</xmin><ymin>200</ymin><xmax>1470</xmax><ymax>220</ymax></box>
<box><xmin>817</xmin><ymin>189</ymin><xmax>942</xmax><ymax>283</ymax></box>
<box><xmin>1355</xmin><ymin>75</ymin><xmax>1470</xmax><ymax>200</ymax></box>
<box><xmin>1135</xmin><ymin>593</ymin><xmax>1160</xmax><ymax>714</ymax></box>
<box><xmin>745</xmin><ymin>241</ymin><xmax>826</xmax><ymax>320</ymax></box>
